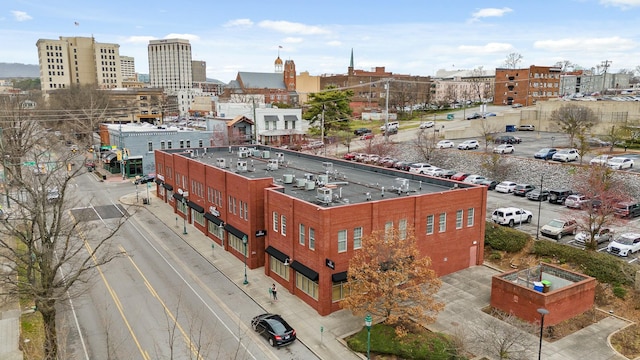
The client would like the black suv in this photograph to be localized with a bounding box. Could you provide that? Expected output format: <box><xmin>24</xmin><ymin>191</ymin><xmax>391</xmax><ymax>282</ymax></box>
<box><xmin>548</xmin><ymin>189</ymin><xmax>573</xmax><ymax>205</ymax></box>
<box><xmin>353</xmin><ymin>128</ymin><xmax>372</xmax><ymax>136</ymax></box>
<box><xmin>494</xmin><ymin>135</ymin><xmax>522</xmax><ymax>144</ymax></box>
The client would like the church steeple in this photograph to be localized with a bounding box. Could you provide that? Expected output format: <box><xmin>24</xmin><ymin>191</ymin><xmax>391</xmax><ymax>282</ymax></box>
<box><xmin>348</xmin><ymin>48</ymin><xmax>354</xmax><ymax>76</ymax></box>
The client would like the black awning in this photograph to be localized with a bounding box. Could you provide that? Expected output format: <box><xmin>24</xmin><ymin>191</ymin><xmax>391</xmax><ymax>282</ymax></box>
<box><xmin>283</xmin><ymin>115</ymin><xmax>298</xmax><ymax>121</ymax></box>
<box><xmin>163</xmin><ymin>183</ymin><xmax>174</xmax><ymax>191</ymax></box>
<box><xmin>155</xmin><ymin>178</ymin><xmax>163</xmax><ymax>185</ymax></box>
<box><xmin>204</xmin><ymin>212</ymin><xmax>223</xmax><ymax>225</ymax></box>
<box><xmin>187</xmin><ymin>201</ymin><xmax>204</xmax><ymax>213</ymax></box>
<box><xmin>173</xmin><ymin>193</ymin><xmax>183</xmax><ymax>201</ymax></box>
<box><xmin>264</xmin><ymin>115</ymin><xmax>279</xmax><ymax>122</ymax></box>
<box><xmin>290</xmin><ymin>261</ymin><xmax>318</xmax><ymax>281</ymax></box>
<box><xmin>265</xmin><ymin>246</ymin><xmax>289</xmax><ymax>263</ymax></box>
<box><xmin>224</xmin><ymin>223</ymin><xmax>247</xmax><ymax>240</ymax></box>
<box><xmin>332</xmin><ymin>271</ymin><xmax>347</xmax><ymax>283</ymax></box>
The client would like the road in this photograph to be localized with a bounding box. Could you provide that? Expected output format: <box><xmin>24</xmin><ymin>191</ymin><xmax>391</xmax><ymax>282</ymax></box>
<box><xmin>60</xmin><ymin>172</ymin><xmax>318</xmax><ymax>360</ymax></box>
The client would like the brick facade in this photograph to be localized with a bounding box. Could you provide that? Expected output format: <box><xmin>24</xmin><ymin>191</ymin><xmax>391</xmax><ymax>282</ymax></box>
<box><xmin>494</xmin><ymin>66</ymin><xmax>562</xmax><ymax>107</ymax></box>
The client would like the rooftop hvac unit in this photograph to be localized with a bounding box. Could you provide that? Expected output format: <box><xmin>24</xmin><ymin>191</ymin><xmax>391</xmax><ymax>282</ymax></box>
<box><xmin>322</xmin><ymin>162</ymin><xmax>334</xmax><ymax>173</ymax></box>
<box><xmin>185</xmin><ymin>149</ymin><xmax>194</xmax><ymax>158</ymax></box>
<box><xmin>239</xmin><ymin>151</ymin><xmax>249</xmax><ymax>158</ymax></box>
<box><xmin>216</xmin><ymin>158</ymin><xmax>227</xmax><ymax>168</ymax></box>
<box><xmin>316</xmin><ymin>187</ymin><xmax>333</xmax><ymax>204</ymax></box>
<box><xmin>276</xmin><ymin>152</ymin><xmax>285</xmax><ymax>163</ymax></box>
<box><xmin>296</xmin><ymin>178</ymin><xmax>306</xmax><ymax>187</ymax></box>
<box><xmin>262</xmin><ymin>150</ymin><xmax>271</xmax><ymax>159</ymax></box>
<box><xmin>304</xmin><ymin>173</ymin><xmax>315</xmax><ymax>181</ymax></box>
<box><xmin>317</xmin><ymin>174</ymin><xmax>329</xmax><ymax>186</ymax></box>
<box><xmin>283</xmin><ymin>174</ymin><xmax>295</xmax><ymax>184</ymax></box>
<box><xmin>305</xmin><ymin>180</ymin><xmax>316</xmax><ymax>191</ymax></box>
<box><xmin>239</xmin><ymin>147</ymin><xmax>248</xmax><ymax>153</ymax></box>
<box><xmin>237</xmin><ymin>160</ymin><xmax>248</xmax><ymax>172</ymax></box>
<box><xmin>267</xmin><ymin>159</ymin><xmax>279</xmax><ymax>171</ymax></box>
<box><xmin>252</xmin><ymin>149</ymin><xmax>262</xmax><ymax>157</ymax></box>
<box><xmin>395</xmin><ymin>178</ymin><xmax>410</xmax><ymax>193</ymax></box>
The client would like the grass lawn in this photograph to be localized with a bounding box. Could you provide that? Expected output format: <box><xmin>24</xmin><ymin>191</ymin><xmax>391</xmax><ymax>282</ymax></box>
<box><xmin>346</xmin><ymin>322</ymin><xmax>467</xmax><ymax>360</ymax></box>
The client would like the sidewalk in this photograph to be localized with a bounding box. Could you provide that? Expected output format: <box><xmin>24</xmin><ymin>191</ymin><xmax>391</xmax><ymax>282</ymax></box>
<box><xmin>119</xmin><ymin>189</ymin><xmax>364</xmax><ymax>360</ymax></box>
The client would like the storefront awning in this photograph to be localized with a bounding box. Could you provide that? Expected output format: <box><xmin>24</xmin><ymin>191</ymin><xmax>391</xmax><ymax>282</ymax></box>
<box><xmin>155</xmin><ymin>178</ymin><xmax>163</xmax><ymax>185</ymax></box>
<box><xmin>265</xmin><ymin>246</ymin><xmax>289</xmax><ymax>263</ymax></box>
<box><xmin>103</xmin><ymin>153</ymin><xmax>117</xmax><ymax>163</ymax></box>
<box><xmin>204</xmin><ymin>213</ymin><xmax>223</xmax><ymax>226</ymax></box>
<box><xmin>224</xmin><ymin>223</ymin><xmax>247</xmax><ymax>240</ymax></box>
<box><xmin>283</xmin><ymin>115</ymin><xmax>298</xmax><ymax>121</ymax></box>
<box><xmin>264</xmin><ymin>115</ymin><xmax>279</xmax><ymax>122</ymax></box>
<box><xmin>290</xmin><ymin>261</ymin><xmax>318</xmax><ymax>281</ymax></box>
<box><xmin>163</xmin><ymin>183</ymin><xmax>173</xmax><ymax>191</ymax></box>
<box><xmin>187</xmin><ymin>201</ymin><xmax>204</xmax><ymax>213</ymax></box>
<box><xmin>173</xmin><ymin>193</ymin><xmax>183</xmax><ymax>201</ymax></box>
<box><xmin>332</xmin><ymin>271</ymin><xmax>347</xmax><ymax>283</ymax></box>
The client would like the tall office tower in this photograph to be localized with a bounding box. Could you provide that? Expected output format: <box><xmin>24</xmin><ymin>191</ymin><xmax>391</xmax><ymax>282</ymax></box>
<box><xmin>192</xmin><ymin>60</ymin><xmax>206</xmax><ymax>82</ymax></box>
<box><xmin>36</xmin><ymin>36</ymin><xmax>122</xmax><ymax>92</ymax></box>
<box><xmin>120</xmin><ymin>56</ymin><xmax>136</xmax><ymax>81</ymax></box>
<box><xmin>148</xmin><ymin>39</ymin><xmax>193</xmax><ymax>91</ymax></box>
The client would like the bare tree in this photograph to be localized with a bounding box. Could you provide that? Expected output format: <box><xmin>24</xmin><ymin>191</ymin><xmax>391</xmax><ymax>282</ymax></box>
<box><xmin>603</xmin><ymin>124</ymin><xmax>628</xmax><ymax>152</ymax></box>
<box><xmin>550</xmin><ymin>104</ymin><xmax>597</xmax><ymax>147</ymax></box>
<box><xmin>412</xmin><ymin>128</ymin><xmax>440</xmax><ymax>162</ymax></box>
<box><xmin>481</xmin><ymin>154</ymin><xmax>514</xmax><ymax>182</ymax></box>
<box><xmin>361</xmin><ymin>135</ymin><xmax>398</xmax><ymax>159</ymax></box>
<box><xmin>469</xmin><ymin>309</ymin><xmax>538</xmax><ymax>360</ymax></box>
<box><xmin>502</xmin><ymin>53</ymin><xmax>523</xmax><ymax>69</ymax></box>
<box><xmin>469</xmin><ymin>66</ymin><xmax>490</xmax><ymax>102</ymax></box>
<box><xmin>476</xmin><ymin>118</ymin><xmax>502</xmax><ymax>152</ymax></box>
<box><xmin>0</xmin><ymin>100</ymin><xmax>125</xmax><ymax>359</ymax></box>
<box><xmin>553</xmin><ymin>60</ymin><xmax>574</xmax><ymax>73</ymax></box>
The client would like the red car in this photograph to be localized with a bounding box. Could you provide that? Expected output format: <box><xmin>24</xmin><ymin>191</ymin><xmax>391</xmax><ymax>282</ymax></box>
<box><xmin>360</xmin><ymin>133</ymin><xmax>375</xmax><ymax>140</ymax></box>
<box><xmin>343</xmin><ymin>152</ymin><xmax>356</xmax><ymax>160</ymax></box>
<box><xmin>451</xmin><ymin>172</ymin><xmax>470</xmax><ymax>181</ymax></box>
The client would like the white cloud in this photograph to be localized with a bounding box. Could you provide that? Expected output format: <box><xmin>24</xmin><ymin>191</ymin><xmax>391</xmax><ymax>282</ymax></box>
<box><xmin>471</xmin><ymin>7</ymin><xmax>513</xmax><ymax>20</ymax></box>
<box><xmin>11</xmin><ymin>10</ymin><xmax>32</xmax><ymax>22</ymax></box>
<box><xmin>458</xmin><ymin>42</ymin><xmax>514</xmax><ymax>54</ymax></box>
<box><xmin>224</xmin><ymin>18</ymin><xmax>254</xmax><ymax>27</ymax></box>
<box><xmin>599</xmin><ymin>0</ymin><xmax>640</xmax><ymax>9</ymax></box>
<box><xmin>164</xmin><ymin>33</ymin><xmax>200</xmax><ymax>42</ymax></box>
<box><xmin>534</xmin><ymin>37</ymin><xmax>636</xmax><ymax>52</ymax></box>
<box><xmin>282</xmin><ymin>37</ymin><xmax>303</xmax><ymax>44</ymax></box>
<box><xmin>326</xmin><ymin>40</ymin><xmax>342</xmax><ymax>47</ymax></box>
<box><xmin>123</xmin><ymin>36</ymin><xmax>157</xmax><ymax>44</ymax></box>
<box><xmin>258</xmin><ymin>20</ymin><xmax>330</xmax><ymax>35</ymax></box>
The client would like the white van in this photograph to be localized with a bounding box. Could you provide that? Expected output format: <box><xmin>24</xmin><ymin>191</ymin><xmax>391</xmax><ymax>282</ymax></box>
<box><xmin>380</xmin><ymin>121</ymin><xmax>399</xmax><ymax>131</ymax></box>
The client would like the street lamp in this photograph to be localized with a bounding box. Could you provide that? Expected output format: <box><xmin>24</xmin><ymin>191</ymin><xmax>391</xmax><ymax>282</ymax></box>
<box><xmin>536</xmin><ymin>174</ymin><xmax>544</xmax><ymax>239</ymax></box>
<box><xmin>182</xmin><ymin>197</ymin><xmax>188</xmax><ymax>235</ymax></box>
<box><xmin>242</xmin><ymin>235</ymin><xmax>249</xmax><ymax>285</ymax></box>
<box><xmin>365</xmin><ymin>314</ymin><xmax>372</xmax><ymax>360</ymax></box>
<box><xmin>537</xmin><ymin>308</ymin><xmax>549</xmax><ymax>360</ymax></box>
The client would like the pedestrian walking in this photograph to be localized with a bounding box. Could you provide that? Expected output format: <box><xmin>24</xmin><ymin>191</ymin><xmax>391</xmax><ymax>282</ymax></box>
<box><xmin>271</xmin><ymin>283</ymin><xmax>277</xmax><ymax>301</ymax></box>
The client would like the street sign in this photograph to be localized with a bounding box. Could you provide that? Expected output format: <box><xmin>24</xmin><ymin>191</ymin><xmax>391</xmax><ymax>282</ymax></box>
<box><xmin>23</xmin><ymin>161</ymin><xmax>36</xmax><ymax>166</ymax></box>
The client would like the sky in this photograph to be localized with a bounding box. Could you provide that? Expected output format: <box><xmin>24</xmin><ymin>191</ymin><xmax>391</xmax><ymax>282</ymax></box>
<box><xmin>2</xmin><ymin>0</ymin><xmax>640</xmax><ymax>83</ymax></box>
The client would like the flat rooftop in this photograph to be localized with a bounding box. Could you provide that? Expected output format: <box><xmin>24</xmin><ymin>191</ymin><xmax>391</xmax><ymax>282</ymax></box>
<box><xmin>170</xmin><ymin>146</ymin><xmax>476</xmax><ymax>207</ymax></box>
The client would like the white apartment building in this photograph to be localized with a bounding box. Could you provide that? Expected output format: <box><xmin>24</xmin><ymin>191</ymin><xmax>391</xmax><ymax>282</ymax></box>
<box><xmin>120</xmin><ymin>56</ymin><xmax>136</xmax><ymax>81</ymax></box>
<box><xmin>36</xmin><ymin>36</ymin><xmax>122</xmax><ymax>92</ymax></box>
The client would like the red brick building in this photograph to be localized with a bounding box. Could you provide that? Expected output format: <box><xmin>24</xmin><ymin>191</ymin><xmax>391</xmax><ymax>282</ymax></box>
<box><xmin>493</xmin><ymin>65</ymin><xmax>562</xmax><ymax>107</ymax></box>
<box><xmin>154</xmin><ymin>146</ymin><xmax>487</xmax><ymax>315</ymax></box>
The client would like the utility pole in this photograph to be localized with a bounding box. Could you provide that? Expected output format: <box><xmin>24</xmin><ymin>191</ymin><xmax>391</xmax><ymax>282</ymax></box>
<box><xmin>384</xmin><ymin>79</ymin><xmax>390</xmax><ymax>142</ymax></box>
<box><xmin>252</xmin><ymin>97</ymin><xmax>257</xmax><ymax>144</ymax></box>
<box><xmin>601</xmin><ymin>60</ymin><xmax>611</xmax><ymax>94</ymax></box>
<box><xmin>321</xmin><ymin>104</ymin><xmax>325</xmax><ymax>153</ymax></box>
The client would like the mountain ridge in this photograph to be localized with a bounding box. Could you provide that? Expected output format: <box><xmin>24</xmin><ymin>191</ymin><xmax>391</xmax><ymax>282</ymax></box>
<box><xmin>0</xmin><ymin>62</ymin><xmax>39</xmax><ymax>78</ymax></box>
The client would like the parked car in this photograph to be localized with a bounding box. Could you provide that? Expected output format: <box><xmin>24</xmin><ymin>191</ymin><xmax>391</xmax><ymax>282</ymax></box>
<box><xmin>518</xmin><ymin>124</ymin><xmax>535</xmax><ymax>131</ymax></box>
<box><xmin>574</xmin><ymin>227</ymin><xmax>614</xmax><ymax>245</ymax></box>
<box><xmin>548</xmin><ymin>189</ymin><xmax>574</xmax><ymax>204</ymax></box>
<box><xmin>587</xmin><ymin>138</ymin><xmax>611</xmax><ymax>147</ymax></box>
<box><xmin>478</xmin><ymin>179</ymin><xmax>499</xmax><ymax>190</ymax></box>
<box><xmin>360</xmin><ymin>133</ymin><xmax>375</xmax><ymax>140</ymax></box>
<box><xmin>493</xmin><ymin>144</ymin><xmax>515</xmax><ymax>154</ymax></box>
<box><xmin>354</xmin><ymin>153</ymin><xmax>368</xmax><ymax>162</ymax></box>
<box><xmin>450</xmin><ymin>172</ymin><xmax>470</xmax><ymax>181</ymax></box>
<box><xmin>607</xmin><ymin>233</ymin><xmax>640</xmax><ymax>257</ymax></box>
<box><xmin>512</xmin><ymin>103</ymin><xmax>523</xmax><ymax>108</ymax></box>
<box><xmin>552</xmin><ymin>148</ymin><xmax>580</xmax><ymax>162</ymax></box>
<box><xmin>466</xmin><ymin>113</ymin><xmax>483</xmax><ymax>120</ymax></box>
<box><xmin>463</xmin><ymin>174</ymin><xmax>486</xmax><ymax>184</ymax></box>
<box><xmin>457</xmin><ymin>140</ymin><xmax>479</xmax><ymax>150</ymax></box>
<box><xmin>526</xmin><ymin>189</ymin><xmax>550</xmax><ymax>201</ymax></box>
<box><xmin>393</xmin><ymin>161</ymin><xmax>412</xmax><ymax>171</ymax></box>
<box><xmin>565</xmin><ymin>194</ymin><xmax>589</xmax><ymax>209</ymax></box>
<box><xmin>513</xmin><ymin>184</ymin><xmax>536</xmax><ymax>196</ymax></box>
<box><xmin>534</xmin><ymin>148</ymin><xmax>557</xmax><ymax>160</ymax></box>
<box><xmin>304</xmin><ymin>141</ymin><xmax>325</xmax><ymax>150</ymax></box>
<box><xmin>383</xmin><ymin>127</ymin><xmax>398</xmax><ymax>135</ymax></box>
<box><xmin>436</xmin><ymin>140</ymin><xmax>455</xmax><ymax>149</ymax></box>
<box><xmin>419</xmin><ymin>121</ymin><xmax>435</xmax><ymax>129</ymax></box>
<box><xmin>607</xmin><ymin>157</ymin><xmax>634</xmax><ymax>170</ymax></box>
<box><xmin>494</xmin><ymin>135</ymin><xmax>521</xmax><ymax>144</ymax></box>
<box><xmin>134</xmin><ymin>174</ymin><xmax>156</xmax><ymax>185</ymax></box>
<box><xmin>589</xmin><ymin>154</ymin><xmax>613</xmax><ymax>165</ymax></box>
<box><xmin>614</xmin><ymin>201</ymin><xmax>640</xmax><ymax>218</ymax></box>
<box><xmin>408</xmin><ymin>163</ymin><xmax>433</xmax><ymax>174</ymax></box>
<box><xmin>423</xmin><ymin>167</ymin><xmax>444</xmax><ymax>177</ymax></box>
<box><xmin>251</xmin><ymin>313</ymin><xmax>297</xmax><ymax>347</ymax></box>
<box><xmin>483</xmin><ymin>112</ymin><xmax>497</xmax><ymax>118</ymax></box>
<box><xmin>491</xmin><ymin>207</ymin><xmax>533</xmax><ymax>227</ymax></box>
<box><xmin>495</xmin><ymin>181</ymin><xmax>518</xmax><ymax>194</ymax></box>
<box><xmin>353</xmin><ymin>128</ymin><xmax>372</xmax><ymax>136</ymax></box>
<box><xmin>343</xmin><ymin>152</ymin><xmax>356</xmax><ymax>160</ymax></box>
<box><xmin>540</xmin><ymin>219</ymin><xmax>578</xmax><ymax>240</ymax></box>
<box><xmin>439</xmin><ymin>169</ymin><xmax>457</xmax><ymax>178</ymax></box>
<box><xmin>380</xmin><ymin>121</ymin><xmax>399</xmax><ymax>131</ymax></box>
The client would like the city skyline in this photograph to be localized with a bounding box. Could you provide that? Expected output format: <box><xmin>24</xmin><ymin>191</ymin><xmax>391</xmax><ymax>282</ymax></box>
<box><xmin>2</xmin><ymin>0</ymin><xmax>640</xmax><ymax>83</ymax></box>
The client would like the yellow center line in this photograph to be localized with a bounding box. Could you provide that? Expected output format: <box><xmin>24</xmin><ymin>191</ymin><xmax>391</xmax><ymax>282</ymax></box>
<box><xmin>82</xmin><ymin>241</ymin><xmax>150</xmax><ymax>360</ymax></box>
<box><xmin>119</xmin><ymin>245</ymin><xmax>204</xmax><ymax>360</ymax></box>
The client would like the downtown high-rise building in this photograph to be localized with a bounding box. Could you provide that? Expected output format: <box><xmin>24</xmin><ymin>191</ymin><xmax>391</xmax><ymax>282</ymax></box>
<box><xmin>36</xmin><ymin>36</ymin><xmax>122</xmax><ymax>92</ymax></box>
<box><xmin>148</xmin><ymin>39</ymin><xmax>193</xmax><ymax>91</ymax></box>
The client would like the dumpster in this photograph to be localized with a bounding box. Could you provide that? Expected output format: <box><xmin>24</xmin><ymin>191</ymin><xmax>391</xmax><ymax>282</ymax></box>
<box><xmin>506</xmin><ymin>125</ymin><xmax>516</xmax><ymax>132</ymax></box>
<box><xmin>446</xmin><ymin>114</ymin><xmax>454</xmax><ymax>120</ymax></box>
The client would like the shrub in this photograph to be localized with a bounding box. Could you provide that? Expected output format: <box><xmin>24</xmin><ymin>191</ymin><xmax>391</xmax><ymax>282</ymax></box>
<box><xmin>613</xmin><ymin>286</ymin><xmax>627</xmax><ymax>299</ymax></box>
<box><xmin>484</xmin><ymin>222</ymin><xmax>529</xmax><ymax>253</ymax></box>
<box><xmin>532</xmin><ymin>240</ymin><xmax>637</xmax><ymax>286</ymax></box>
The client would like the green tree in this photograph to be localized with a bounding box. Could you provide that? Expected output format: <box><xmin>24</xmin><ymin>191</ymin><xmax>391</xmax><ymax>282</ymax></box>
<box><xmin>303</xmin><ymin>86</ymin><xmax>353</xmax><ymax>134</ymax></box>
<box><xmin>550</xmin><ymin>104</ymin><xmax>597</xmax><ymax>147</ymax></box>
<box><xmin>341</xmin><ymin>228</ymin><xmax>443</xmax><ymax>333</ymax></box>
